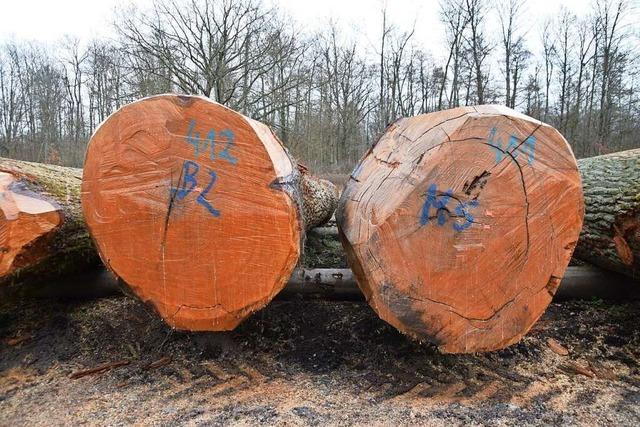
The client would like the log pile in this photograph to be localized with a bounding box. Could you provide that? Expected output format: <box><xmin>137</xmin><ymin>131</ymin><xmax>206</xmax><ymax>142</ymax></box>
<box><xmin>0</xmin><ymin>158</ymin><xmax>99</xmax><ymax>287</ymax></box>
<box><xmin>573</xmin><ymin>149</ymin><xmax>640</xmax><ymax>279</ymax></box>
<box><xmin>337</xmin><ymin>105</ymin><xmax>585</xmax><ymax>353</ymax></box>
<box><xmin>81</xmin><ymin>94</ymin><xmax>337</xmax><ymax>331</ymax></box>
<box><xmin>3</xmin><ymin>97</ymin><xmax>640</xmax><ymax>354</ymax></box>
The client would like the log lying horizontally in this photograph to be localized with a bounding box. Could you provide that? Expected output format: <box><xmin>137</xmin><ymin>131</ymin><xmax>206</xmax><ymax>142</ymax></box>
<box><xmin>0</xmin><ymin>158</ymin><xmax>99</xmax><ymax>287</ymax></box>
<box><xmin>7</xmin><ymin>265</ymin><xmax>637</xmax><ymax>304</ymax></box>
<box><xmin>338</xmin><ymin>105</ymin><xmax>584</xmax><ymax>353</ymax></box>
<box><xmin>0</xmin><ymin>159</ymin><xmax>336</xmax><ymax>290</ymax></box>
<box><xmin>573</xmin><ymin>149</ymin><xmax>640</xmax><ymax>279</ymax></box>
<box><xmin>82</xmin><ymin>94</ymin><xmax>337</xmax><ymax>331</ymax></box>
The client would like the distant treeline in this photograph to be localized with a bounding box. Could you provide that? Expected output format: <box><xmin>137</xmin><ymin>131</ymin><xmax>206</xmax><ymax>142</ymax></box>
<box><xmin>0</xmin><ymin>0</ymin><xmax>637</xmax><ymax>171</ymax></box>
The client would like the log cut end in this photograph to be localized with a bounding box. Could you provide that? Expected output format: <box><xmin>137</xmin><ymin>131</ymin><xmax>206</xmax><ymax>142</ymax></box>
<box><xmin>82</xmin><ymin>94</ymin><xmax>302</xmax><ymax>331</ymax></box>
<box><xmin>338</xmin><ymin>105</ymin><xmax>584</xmax><ymax>353</ymax></box>
<box><xmin>0</xmin><ymin>172</ymin><xmax>62</xmax><ymax>278</ymax></box>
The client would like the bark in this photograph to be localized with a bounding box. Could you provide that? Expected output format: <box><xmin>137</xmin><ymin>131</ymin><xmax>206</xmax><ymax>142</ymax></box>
<box><xmin>337</xmin><ymin>105</ymin><xmax>584</xmax><ymax>353</ymax></box>
<box><xmin>82</xmin><ymin>94</ymin><xmax>337</xmax><ymax>332</ymax></box>
<box><xmin>573</xmin><ymin>149</ymin><xmax>640</xmax><ymax>278</ymax></box>
<box><xmin>0</xmin><ymin>162</ymin><xmax>336</xmax><ymax>292</ymax></box>
<box><xmin>0</xmin><ymin>158</ymin><xmax>99</xmax><ymax>288</ymax></box>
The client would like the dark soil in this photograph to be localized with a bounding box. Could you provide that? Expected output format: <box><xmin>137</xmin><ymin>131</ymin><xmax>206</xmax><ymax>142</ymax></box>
<box><xmin>1</xmin><ymin>294</ymin><xmax>639</xmax><ymax>425</ymax></box>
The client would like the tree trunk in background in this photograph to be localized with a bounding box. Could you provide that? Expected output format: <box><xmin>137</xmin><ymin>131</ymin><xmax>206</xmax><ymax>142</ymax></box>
<box><xmin>337</xmin><ymin>105</ymin><xmax>584</xmax><ymax>353</ymax></box>
<box><xmin>0</xmin><ymin>158</ymin><xmax>99</xmax><ymax>287</ymax></box>
<box><xmin>82</xmin><ymin>94</ymin><xmax>337</xmax><ymax>332</ymax></box>
<box><xmin>573</xmin><ymin>149</ymin><xmax>640</xmax><ymax>279</ymax></box>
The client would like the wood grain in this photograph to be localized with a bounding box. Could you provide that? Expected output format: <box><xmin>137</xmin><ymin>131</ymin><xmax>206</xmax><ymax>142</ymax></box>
<box><xmin>337</xmin><ymin>105</ymin><xmax>584</xmax><ymax>353</ymax></box>
<box><xmin>82</xmin><ymin>94</ymin><xmax>303</xmax><ymax>331</ymax></box>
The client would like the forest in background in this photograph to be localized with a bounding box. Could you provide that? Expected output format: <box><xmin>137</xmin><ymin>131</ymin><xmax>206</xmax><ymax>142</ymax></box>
<box><xmin>0</xmin><ymin>0</ymin><xmax>638</xmax><ymax>172</ymax></box>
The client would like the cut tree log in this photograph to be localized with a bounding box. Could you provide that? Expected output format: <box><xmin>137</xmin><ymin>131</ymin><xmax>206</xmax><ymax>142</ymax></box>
<box><xmin>81</xmin><ymin>94</ymin><xmax>337</xmax><ymax>331</ymax></box>
<box><xmin>337</xmin><ymin>105</ymin><xmax>584</xmax><ymax>353</ymax></box>
<box><xmin>573</xmin><ymin>149</ymin><xmax>640</xmax><ymax>279</ymax></box>
<box><xmin>0</xmin><ymin>158</ymin><xmax>99</xmax><ymax>287</ymax></box>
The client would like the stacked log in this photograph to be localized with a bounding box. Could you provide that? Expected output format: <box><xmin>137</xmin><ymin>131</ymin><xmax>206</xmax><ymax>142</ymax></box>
<box><xmin>81</xmin><ymin>94</ymin><xmax>336</xmax><ymax>331</ymax></box>
<box><xmin>573</xmin><ymin>149</ymin><xmax>640</xmax><ymax>279</ymax></box>
<box><xmin>0</xmin><ymin>158</ymin><xmax>99</xmax><ymax>288</ymax></box>
<box><xmin>337</xmin><ymin>105</ymin><xmax>585</xmax><ymax>353</ymax></box>
<box><xmin>3</xmin><ymin>98</ymin><xmax>639</xmax><ymax>353</ymax></box>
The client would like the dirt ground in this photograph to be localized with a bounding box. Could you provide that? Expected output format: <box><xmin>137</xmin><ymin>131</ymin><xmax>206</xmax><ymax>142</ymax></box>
<box><xmin>1</xmin><ymin>292</ymin><xmax>639</xmax><ymax>426</ymax></box>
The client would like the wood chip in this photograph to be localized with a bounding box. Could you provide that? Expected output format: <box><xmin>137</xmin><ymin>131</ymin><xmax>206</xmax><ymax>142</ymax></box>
<box><xmin>562</xmin><ymin>361</ymin><xmax>596</xmax><ymax>378</ymax></box>
<box><xmin>547</xmin><ymin>338</ymin><xmax>569</xmax><ymax>356</ymax></box>
<box><xmin>142</xmin><ymin>356</ymin><xmax>172</xmax><ymax>371</ymax></box>
<box><xmin>70</xmin><ymin>360</ymin><xmax>130</xmax><ymax>379</ymax></box>
<box><xmin>6</xmin><ymin>335</ymin><xmax>31</xmax><ymax>346</ymax></box>
<box><xmin>588</xmin><ymin>361</ymin><xmax>618</xmax><ymax>381</ymax></box>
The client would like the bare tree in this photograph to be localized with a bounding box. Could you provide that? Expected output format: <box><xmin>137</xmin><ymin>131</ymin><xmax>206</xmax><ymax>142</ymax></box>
<box><xmin>463</xmin><ymin>0</ymin><xmax>491</xmax><ymax>104</ymax></box>
<box><xmin>541</xmin><ymin>20</ymin><xmax>555</xmax><ymax>121</ymax></box>
<box><xmin>438</xmin><ymin>0</ymin><xmax>468</xmax><ymax>109</ymax></box>
<box><xmin>498</xmin><ymin>0</ymin><xmax>529</xmax><ymax>108</ymax></box>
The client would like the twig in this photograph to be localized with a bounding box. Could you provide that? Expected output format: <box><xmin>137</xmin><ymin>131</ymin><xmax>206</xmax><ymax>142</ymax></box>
<box><xmin>69</xmin><ymin>360</ymin><xmax>130</xmax><ymax>379</ymax></box>
<box><xmin>142</xmin><ymin>355</ymin><xmax>172</xmax><ymax>371</ymax></box>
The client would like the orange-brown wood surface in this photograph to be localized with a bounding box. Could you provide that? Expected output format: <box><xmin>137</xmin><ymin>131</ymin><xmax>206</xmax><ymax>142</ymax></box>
<box><xmin>82</xmin><ymin>95</ymin><xmax>302</xmax><ymax>331</ymax></box>
<box><xmin>0</xmin><ymin>172</ymin><xmax>61</xmax><ymax>277</ymax></box>
<box><xmin>337</xmin><ymin>105</ymin><xmax>584</xmax><ymax>353</ymax></box>
<box><xmin>0</xmin><ymin>158</ymin><xmax>97</xmax><ymax>288</ymax></box>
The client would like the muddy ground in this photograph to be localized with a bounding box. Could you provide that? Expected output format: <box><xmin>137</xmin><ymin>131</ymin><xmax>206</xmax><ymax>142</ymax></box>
<box><xmin>1</xmin><ymin>292</ymin><xmax>639</xmax><ymax>426</ymax></box>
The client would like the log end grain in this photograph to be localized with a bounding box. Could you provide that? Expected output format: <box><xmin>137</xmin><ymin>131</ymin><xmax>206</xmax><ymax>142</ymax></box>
<box><xmin>0</xmin><ymin>172</ymin><xmax>61</xmax><ymax>277</ymax></box>
<box><xmin>0</xmin><ymin>159</ymin><xmax>97</xmax><ymax>287</ymax></box>
<box><xmin>338</xmin><ymin>105</ymin><xmax>584</xmax><ymax>353</ymax></box>
<box><xmin>82</xmin><ymin>94</ymin><xmax>302</xmax><ymax>331</ymax></box>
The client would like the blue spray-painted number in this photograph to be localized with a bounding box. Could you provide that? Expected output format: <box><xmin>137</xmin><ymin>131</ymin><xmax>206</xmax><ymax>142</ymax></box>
<box><xmin>173</xmin><ymin>160</ymin><xmax>199</xmax><ymax>200</ymax></box>
<box><xmin>186</xmin><ymin>119</ymin><xmax>237</xmax><ymax>164</ymax></box>
<box><xmin>171</xmin><ymin>160</ymin><xmax>220</xmax><ymax>217</ymax></box>
<box><xmin>420</xmin><ymin>184</ymin><xmax>453</xmax><ymax>226</ymax></box>
<box><xmin>453</xmin><ymin>199</ymin><xmax>479</xmax><ymax>231</ymax></box>
<box><xmin>419</xmin><ymin>183</ymin><xmax>478</xmax><ymax>232</ymax></box>
<box><xmin>488</xmin><ymin>127</ymin><xmax>536</xmax><ymax>165</ymax></box>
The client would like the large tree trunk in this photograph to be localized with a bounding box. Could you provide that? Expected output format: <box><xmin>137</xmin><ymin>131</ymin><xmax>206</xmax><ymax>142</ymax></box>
<box><xmin>573</xmin><ymin>149</ymin><xmax>640</xmax><ymax>278</ymax></box>
<box><xmin>81</xmin><ymin>94</ymin><xmax>337</xmax><ymax>331</ymax></box>
<box><xmin>0</xmin><ymin>158</ymin><xmax>99</xmax><ymax>288</ymax></box>
<box><xmin>337</xmin><ymin>105</ymin><xmax>584</xmax><ymax>353</ymax></box>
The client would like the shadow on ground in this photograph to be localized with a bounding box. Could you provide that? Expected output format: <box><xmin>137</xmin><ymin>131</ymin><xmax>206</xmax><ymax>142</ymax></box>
<box><xmin>1</xmin><ymin>294</ymin><xmax>639</xmax><ymax>425</ymax></box>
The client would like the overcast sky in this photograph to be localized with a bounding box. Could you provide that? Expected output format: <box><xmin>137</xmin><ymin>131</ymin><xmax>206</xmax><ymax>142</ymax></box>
<box><xmin>0</xmin><ymin>0</ymin><xmax>614</xmax><ymax>60</ymax></box>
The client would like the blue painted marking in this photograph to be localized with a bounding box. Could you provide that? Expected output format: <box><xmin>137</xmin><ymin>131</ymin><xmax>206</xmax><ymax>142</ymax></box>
<box><xmin>453</xmin><ymin>199</ymin><xmax>479</xmax><ymax>231</ymax></box>
<box><xmin>523</xmin><ymin>135</ymin><xmax>536</xmax><ymax>165</ymax></box>
<box><xmin>201</xmin><ymin>129</ymin><xmax>216</xmax><ymax>160</ymax></box>
<box><xmin>184</xmin><ymin>119</ymin><xmax>238</xmax><ymax>165</ymax></box>
<box><xmin>173</xmin><ymin>160</ymin><xmax>199</xmax><ymax>200</ymax></box>
<box><xmin>173</xmin><ymin>120</ymin><xmax>242</xmax><ymax>217</ymax></box>
<box><xmin>506</xmin><ymin>134</ymin><xmax>519</xmax><ymax>158</ymax></box>
<box><xmin>219</xmin><ymin>129</ymin><xmax>238</xmax><ymax>165</ymax></box>
<box><xmin>419</xmin><ymin>183</ymin><xmax>453</xmax><ymax>226</ymax></box>
<box><xmin>419</xmin><ymin>183</ymin><xmax>479</xmax><ymax>232</ymax></box>
<box><xmin>487</xmin><ymin>127</ymin><xmax>536</xmax><ymax>165</ymax></box>
<box><xmin>488</xmin><ymin>127</ymin><xmax>503</xmax><ymax>163</ymax></box>
<box><xmin>196</xmin><ymin>170</ymin><xmax>220</xmax><ymax>217</ymax></box>
<box><xmin>186</xmin><ymin>120</ymin><xmax>201</xmax><ymax>157</ymax></box>
<box><xmin>171</xmin><ymin>161</ymin><xmax>220</xmax><ymax>217</ymax></box>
